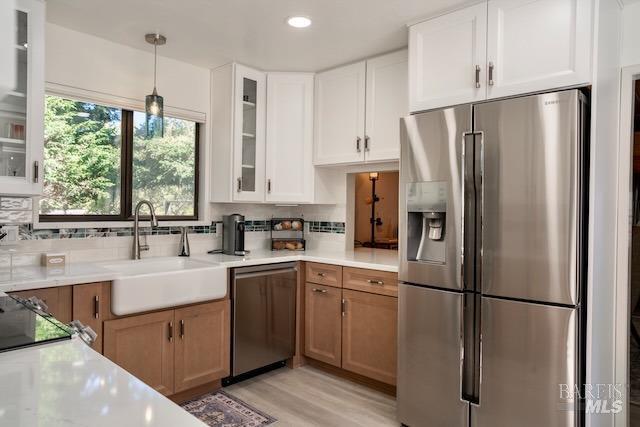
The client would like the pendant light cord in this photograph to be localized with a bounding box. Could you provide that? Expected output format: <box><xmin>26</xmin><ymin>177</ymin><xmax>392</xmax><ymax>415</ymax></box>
<box><xmin>153</xmin><ymin>40</ymin><xmax>157</xmax><ymax>91</ymax></box>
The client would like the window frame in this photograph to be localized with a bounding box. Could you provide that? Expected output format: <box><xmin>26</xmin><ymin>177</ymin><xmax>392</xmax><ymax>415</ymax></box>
<box><xmin>39</xmin><ymin>107</ymin><xmax>200</xmax><ymax>222</ymax></box>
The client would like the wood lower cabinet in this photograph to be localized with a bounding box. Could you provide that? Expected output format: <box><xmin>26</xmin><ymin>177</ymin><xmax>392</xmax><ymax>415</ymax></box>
<box><xmin>72</xmin><ymin>282</ymin><xmax>108</xmax><ymax>353</ymax></box>
<box><xmin>341</xmin><ymin>289</ymin><xmax>397</xmax><ymax>385</ymax></box>
<box><xmin>174</xmin><ymin>300</ymin><xmax>230</xmax><ymax>393</ymax></box>
<box><xmin>304</xmin><ymin>283</ymin><xmax>342</xmax><ymax>367</ymax></box>
<box><xmin>303</xmin><ymin>263</ymin><xmax>398</xmax><ymax>386</ymax></box>
<box><xmin>10</xmin><ymin>286</ymin><xmax>72</xmax><ymax>323</ymax></box>
<box><xmin>104</xmin><ymin>310</ymin><xmax>175</xmax><ymax>395</ymax></box>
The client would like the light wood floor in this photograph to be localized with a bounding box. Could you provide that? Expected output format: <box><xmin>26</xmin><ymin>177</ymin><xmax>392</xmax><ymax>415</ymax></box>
<box><xmin>224</xmin><ymin>365</ymin><xmax>399</xmax><ymax>426</ymax></box>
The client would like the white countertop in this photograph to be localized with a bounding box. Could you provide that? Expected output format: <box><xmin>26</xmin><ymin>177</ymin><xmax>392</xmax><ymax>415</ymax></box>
<box><xmin>0</xmin><ymin>338</ymin><xmax>206</xmax><ymax>427</ymax></box>
<box><xmin>192</xmin><ymin>247</ymin><xmax>399</xmax><ymax>272</ymax></box>
<box><xmin>0</xmin><ymin>248</ymin><xmax>398</xmax><ymax>293</ymax></box>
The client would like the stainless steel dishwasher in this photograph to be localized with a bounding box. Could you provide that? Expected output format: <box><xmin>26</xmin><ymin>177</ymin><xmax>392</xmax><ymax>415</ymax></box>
<box><xmin>229</xmin><ymin>262</ymin><xmax>297</xmax><ymax>379</ymax></box>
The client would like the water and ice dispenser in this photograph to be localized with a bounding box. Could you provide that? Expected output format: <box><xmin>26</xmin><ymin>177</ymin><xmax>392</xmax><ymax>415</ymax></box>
<box><xmin>406</xmin><ymin>181</ymin><xmax>447</xmax><ymax>264</ymax></box>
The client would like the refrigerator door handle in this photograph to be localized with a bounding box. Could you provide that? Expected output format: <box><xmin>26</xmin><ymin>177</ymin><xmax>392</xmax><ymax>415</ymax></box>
<box><xmin>461</xmin><ymin>292</ymin><xmax>481</xmax><ymax>405</ymax></box>
<box><xmin>462</xmin><ymin>131</ymin><xmax>483</xmax><ymax>293</ymax></box>
<box><xmin>462</xmin><ymin>132</ymin><xmax>476</xmax><ymax>292</ymax></box>
<box><xmin>474</xmin><ymin>131</ymin><xmax>484</xmax><ymax>295</ymax></box>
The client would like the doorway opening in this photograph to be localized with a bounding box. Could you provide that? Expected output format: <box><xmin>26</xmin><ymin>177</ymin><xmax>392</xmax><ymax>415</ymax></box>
<box><xmin>353</xmin><ymin>171</ymin><xmax>399</xmax><ymax>250</ymax></box>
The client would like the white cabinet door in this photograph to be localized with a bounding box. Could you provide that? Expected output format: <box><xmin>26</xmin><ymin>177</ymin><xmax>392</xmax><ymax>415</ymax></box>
<box><xmin>314</xmin><ymin>61</ymin><xmax>366</xmax><ymax>165</ymax></box>
<box><xmin>265</xmin><ymin>73</ymin><xmax>314</xmax><ymax>203</ymax></box>
<box><xmin>486</xmin><ymin>0</ymin><xmax>592</xmax><ymax>99</ymax></box>
<box><xmin>233</xmin><ymin>64</ymin><xmax>266</xmax><ymax>202</ymax></box>
<box><xmin>0</xmin><ymin>0</ymin><xmax>44</xmax><ymax>196</ymax></box>
<box><xmin>365</xmin><ymin>50</ymin><xmax>408</xmax><ymax>163</ymax></box>
<box><xmin>409</xmin><ymin>3</ymin><xmax>487</xmax><ymax>113</ymax></box>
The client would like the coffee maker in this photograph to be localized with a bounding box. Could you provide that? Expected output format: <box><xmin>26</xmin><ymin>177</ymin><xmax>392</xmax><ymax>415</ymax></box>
<box><xmin>222</xmin><ymin>214</ymin><xmax>248</xmax><ymax>256</ymax></box>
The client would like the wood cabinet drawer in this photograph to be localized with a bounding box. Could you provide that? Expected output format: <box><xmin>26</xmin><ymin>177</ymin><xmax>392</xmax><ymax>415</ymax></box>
<box><xmin>306</xmin><ymin>262</ymin><xmax>342</xmax><ymax>288</ymax></box>
<box><xmin>343</xmin><ymin>267</ymin><xmax>398</xmax><ymax>297</ymax></box>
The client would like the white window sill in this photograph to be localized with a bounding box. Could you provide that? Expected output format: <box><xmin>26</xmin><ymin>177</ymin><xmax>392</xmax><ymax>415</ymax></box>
<box><xmin>33</xmin><ymin>220</ymin><xmax>211</xmax><ymax>230</ymax></box>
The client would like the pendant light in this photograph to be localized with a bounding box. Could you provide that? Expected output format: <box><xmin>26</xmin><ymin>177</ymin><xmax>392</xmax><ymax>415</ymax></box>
<box><xmin>145</xmin><ymin>33</ymin><xmax>166</xmax><ymax>138</ymax></box>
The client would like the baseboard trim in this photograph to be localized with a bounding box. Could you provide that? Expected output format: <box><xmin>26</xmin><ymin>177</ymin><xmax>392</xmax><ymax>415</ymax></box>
<box><xmin>305</xmin><ymin>358</ymin><xmax>397</xmax><ymax>397</ymax></box>
<box><xmin>169</xmin><ymin>380</ymin><xmax>222</xmax><ymax>404</ymax></box>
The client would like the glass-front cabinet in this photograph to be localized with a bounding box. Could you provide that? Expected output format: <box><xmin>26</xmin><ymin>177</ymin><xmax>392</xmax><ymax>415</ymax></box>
<box><xmin>233</xmin><ymin>64</ymin><xmax>265</xmax><ymax>202</ymax></box>
<box><xmin>0</xmin><ymin>0</ymin><xmax>44</xmax><ymax>195</ymax></box>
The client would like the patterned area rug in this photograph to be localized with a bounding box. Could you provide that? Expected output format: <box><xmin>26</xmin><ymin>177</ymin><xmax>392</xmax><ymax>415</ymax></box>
<box><xmin>181</xmin><ymin>390</ymin><xmax>277</xmax><ymax>427</ymax></box>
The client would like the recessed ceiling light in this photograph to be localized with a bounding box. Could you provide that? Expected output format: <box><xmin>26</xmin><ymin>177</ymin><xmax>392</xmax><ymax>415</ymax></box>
<box><xmin>287</xmin><ymin>16</ymin><xmax>312</xmax><ymax>28</ymax></box>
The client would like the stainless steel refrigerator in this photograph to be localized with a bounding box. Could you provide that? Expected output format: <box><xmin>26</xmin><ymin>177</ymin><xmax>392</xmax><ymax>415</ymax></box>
<box><xmin>397</xmin><ymin>89</ymin><xmax>588</xmax><ymax>427</ymax></box>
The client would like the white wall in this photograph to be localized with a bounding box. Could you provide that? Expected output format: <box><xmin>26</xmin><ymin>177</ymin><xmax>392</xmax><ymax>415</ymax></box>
<box><xmin>45</xmin><ymin>23</ymin><xmax>210</xmax><ymax>115</ymax></box>
<box><xmin>588</xmin><ymin>1</ymin><xmax>623</xmax><ymax>426</ymax></box>
<box><xmin>622</xmin><ymin>2</ymin><xmax>640</xmax><ymax>66</ymax></box>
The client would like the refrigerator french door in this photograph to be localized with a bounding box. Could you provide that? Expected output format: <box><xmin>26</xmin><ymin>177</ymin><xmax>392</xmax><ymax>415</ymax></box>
<box><xmin>398</xmin><ymin>89</ymin><xmax>587</xmax><ymax>427</ymax></box>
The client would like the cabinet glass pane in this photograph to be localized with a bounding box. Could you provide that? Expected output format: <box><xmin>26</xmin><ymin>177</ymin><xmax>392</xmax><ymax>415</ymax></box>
<box><xmin>241</xmin><ymin>77</ymin><xmax>256</xmax><ymax>192</ymax></box>
<box><xmin>0</xmin><ymin>11</ymin><xmax>28</xmax><ymax>178</ymax></box>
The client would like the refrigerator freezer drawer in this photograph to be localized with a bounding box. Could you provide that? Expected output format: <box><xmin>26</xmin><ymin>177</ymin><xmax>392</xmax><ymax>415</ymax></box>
<box><xmin>397</xmin><ymin>283</ymin><xmax>468</xmax><ymax>427</ymax></box>
<box><xmin>471</xmin><ymin>297</ymin><xmax>578</xmax><ymax>427</ymax></box>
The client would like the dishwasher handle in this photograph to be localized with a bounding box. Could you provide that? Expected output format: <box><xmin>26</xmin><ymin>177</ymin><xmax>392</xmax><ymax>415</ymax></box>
<box><xmin>234</xmin><ymin>267</ymin><xmax>297</xmax><ymax>281</ymax></box>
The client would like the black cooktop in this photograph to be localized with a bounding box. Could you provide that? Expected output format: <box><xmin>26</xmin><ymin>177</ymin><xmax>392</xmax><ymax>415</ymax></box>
<box><xmin>0</xmin><ymin>295</ymin><xmax>72</xmax><ymax>353</ymax></box>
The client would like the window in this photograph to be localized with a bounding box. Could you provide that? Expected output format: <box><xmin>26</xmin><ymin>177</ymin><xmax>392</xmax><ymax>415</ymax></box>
<box><xmin>40</xmin><ymin>95</ymin><xmax>199</xmax><ymax>221</ymax></box>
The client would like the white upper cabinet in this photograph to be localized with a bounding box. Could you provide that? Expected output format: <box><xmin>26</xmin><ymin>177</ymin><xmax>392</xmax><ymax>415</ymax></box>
<box><xmin>0</xmin><ymin>0</ymin><xmax>44</xmax><ymax>196</ymax></box>
<box><xmin>233</xmin><ymin>64</ymin><xmax>266</xmax><ymax>202</ymax></box>
<box><xmin>314</xmin><ymin>61</ymin><xmax>366</xmax><ymax>165</ymax></box>
<box><xmin>265</xmin><ymin>73</ymin><xmax>314</xmax><ymax>203</ymax></box>
<box><xmin>408</xmin><ymin>0</ymin><xmax>593</xmax><ymax>111</ymax></box>
<box><xmin>210</xmin><ymin>63</ymin><xmax>266</xmax><ymax>203</ymax></box>
<box><xmin>409</xmin><ymin>3</ymin><xmax>487</xmax><ymax>113</ymax></box>
<box><xmin>486</xmin><ymin>0</ymin><xmax>592</xmax><ymax>99</ymax></box>
<box><xmin>365</xmin><ymin>49</ymin><xmax>408</xmax><ymax>163</ymax></box>
<box><xmin>314</xmin><ymin>50</ymin><xmax>408</xmax><ymax>166</ymax></box>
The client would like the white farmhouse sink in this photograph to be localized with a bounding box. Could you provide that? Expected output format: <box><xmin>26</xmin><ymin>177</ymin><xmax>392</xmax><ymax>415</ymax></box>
<box><xmin>103</xmin><ymin>257</ymin><xmax>227</xmax><ymax>316</ymax></box>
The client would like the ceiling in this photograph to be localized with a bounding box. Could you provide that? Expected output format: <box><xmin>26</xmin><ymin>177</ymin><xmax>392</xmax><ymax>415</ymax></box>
<box><xmin>46</xmin><ymin>0</ymin><xmax>468</xmax><ymax>72</ymax></box>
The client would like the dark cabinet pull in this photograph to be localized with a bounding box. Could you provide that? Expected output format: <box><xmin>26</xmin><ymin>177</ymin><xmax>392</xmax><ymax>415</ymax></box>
<box><xmin>475</xmin><ymin>65</ymin><xmax>481</xmax><ymax>89</ymax></box>
<box><xmin>168</xmin><ymin>322</ymin><xmax>174</xmax><ymax>342</ymax></box>
<box><xmin>356</xmin><ymin>137</ymin><xmax>362</xmax><ymax>153</ymax></box>
<box><xmin>488</xmin><ymin>62</ymin><xmax>495</xmax><ymax>86</ymax></box>
<box><xmin>94</xmin><ymin>295</ymin><xmax>100</xmax><ymax>319</ymax></box>
<box><xmin>33</xmin><ymin>161</ymin><xmax>39</xmax><ymax>183</ymax></box>
<box><xmin>180</xmin><ymin>319</ymin><xmax>185</xmax><ymax>339</ymax></box>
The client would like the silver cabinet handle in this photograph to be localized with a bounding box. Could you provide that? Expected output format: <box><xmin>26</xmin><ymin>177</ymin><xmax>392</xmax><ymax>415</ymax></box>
<box><xmin>342</xmin><ymin>298</ymin><xmax>346</xmax><ymax>316</ymax></box>
<box><xmin>94</xmin><ymin>295</ymin><xmax>100</xmax><ymax>319</ymax></box>
<box><xmin>367</xmin><ymin>279</ymin><xmax>384</xmax><ymax>285</ymax></box>
<box><xmin>180</xmin><ymin>319</ymin><xmax>185</xmax><ymax>339</ymax></box>
<box><xmin>488</xmin><ymin>62</ymin><xmax>494</xmax><ymax>86</ymax></box>
<box><xmin>312</xmin><ymin>288</ymin><xmax>328</xmax><ymax>293</ymax></box>
<box><xmin>364</xmin><ymin>136</ymin><xmax>370</xmax><ymax>152</ymax></box>
<box><xmin>475</xmin><ymin>65</ymin><xmax>481</xmax><ymax>89</ymax></box>
<box><xmin>237</xmin><ymin>177</ymin><xmax>242</xmax><ymax>192</ymax></box>
<box><xmin>356</xmin><ymin>137</ymin><xmax>362</xmax><ymax>153</ymax></box>
<box><xmin>33</xmin><ymin>161</ymin><xmax>39</xmax><ymax>183</ymax></box>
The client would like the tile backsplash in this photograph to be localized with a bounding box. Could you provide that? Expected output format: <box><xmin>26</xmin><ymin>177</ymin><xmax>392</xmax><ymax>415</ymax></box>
<box><xmin>0</xmin><ymin>197</ymin><xmax>33</xmax><ymax>224</ymax></box>
<box><xmin>0</xmin><ymin>197</ymin><xmax>348</xmax><ymax>263</ymax></box>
